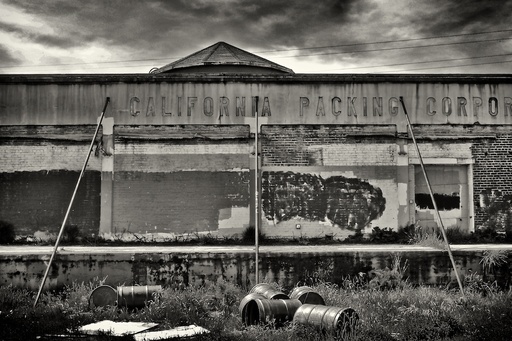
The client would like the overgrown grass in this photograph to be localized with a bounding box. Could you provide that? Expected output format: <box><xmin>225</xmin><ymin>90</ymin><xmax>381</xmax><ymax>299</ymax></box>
<box><xmin>2</xmin><ymin>273</ymin><xmax>512</xmax><ymax>341</ymax></box>
<box><xmin>7</xmin><ymin>221</ymin><xmax>512</xmax><ymax>246</ymax></box>
<box><xmin>409</xmin><ymin>225</ymin><xmax>446</xmax><ymax>249</ymax></box>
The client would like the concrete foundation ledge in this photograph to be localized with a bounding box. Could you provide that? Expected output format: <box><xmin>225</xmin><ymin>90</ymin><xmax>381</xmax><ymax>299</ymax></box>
<box><xmin>1</xmin><ymin>244</ymin><xmax>511</xmax><ymax>291</ymax></box>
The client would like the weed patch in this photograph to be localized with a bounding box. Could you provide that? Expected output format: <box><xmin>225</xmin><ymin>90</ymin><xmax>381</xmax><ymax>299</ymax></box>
<box><xmin>2</xmin><ymin>276</ymin><xmax>512</xmax><ymax>341</ymax></box>
<box><xmin>11</xmin><ymin>221</ymin><xmax>512</xmax><ymax>246</ymax></box>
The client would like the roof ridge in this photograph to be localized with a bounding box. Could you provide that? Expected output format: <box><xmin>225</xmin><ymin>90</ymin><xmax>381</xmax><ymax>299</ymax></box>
<box><xmin>152</xmin><ymin>41</ymin><xmax>294</xmax><ymax>74</ymax></box>
<box><xmin>219</xmin><ymin>42</ymin><xmax>242</xmax><ymax>61</ymax></box>
<box><xmin>204</xmin><ymin>42</ymin><xmax>223</xmax><ymax>61</ymax></box>
<box><xmin>164</xmin><ymin>43</ymin><xmax>214</xmax><ymax>68</ymax></box>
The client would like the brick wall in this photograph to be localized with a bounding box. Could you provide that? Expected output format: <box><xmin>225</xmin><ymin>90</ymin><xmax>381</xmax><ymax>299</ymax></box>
<box><xmin>112</xmin><ymin>125</ymin><xmax>251</xmax><ymax>234</ymax></box>
<box><xmin>261</xmin><ymin>125</ymin><xmax>396</xmax><ymax>166</ymax></box>
<box><xmin>5</xmin><ymin>122</ymin><xmax>511</xmax><ymax>236</ymax></box>
<box><xmin>259</xmin><ymin>125</ymin><xmax>399</xmax><ymax>234</ymax></box>
<box><xmin>407</xmin><ymin>142</ymin><xmax>473</xmax><ymax>160</ymax></box>
<box><xmin>0</xmin><ymin>141</ymin><xmax>102</xmax><ymax>172</ymax></box>
<box><xmin>115</xmin><ymin>140</ymin><xmax>249</xmax><ymax>172</ymax></box>
<box><xmin>115</xmin><ymin>125</ymin><xmax>250</xmax><ymax>172</ymax></box>
<box><xmin>0</xmin><ymin>170</ymin><xmax>100</xmax><ymax>236</ymax></box>
<box><xmin>0</xmin><ymin>127</ymin><xmax>102</xmax><ymax>235</ymax></box>
<box><xmin>115</xmin><ymin>125</ymin><xmax>249</xmax><ymax>140</ymax></box>
<box><xmin>472</xmin><ymin>134</ymin><xmax>512</xmax><ymax>229</ymax></box>
<box><xmin>112</xmin><ymin>171</ymin><xmax>249</xmax><ymax>234</ymax></box>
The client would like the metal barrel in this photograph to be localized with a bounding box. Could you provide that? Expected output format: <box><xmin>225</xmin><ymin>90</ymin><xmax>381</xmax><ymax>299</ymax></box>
<box><xmin>293</xmin><ymin>304</ymin><xmax>359</xmax><ymax>335</ymax></box>
<box><xmin>249</xmin><ymin>283</ymin><xmax>289</xmax><ymax>300</ymax></box>
<box><xmin>239</xmin><ymin>292</ymin><xmax>266</xmax><ymax>324</ymax></box>
<box><xmin>245</xmin><ymin>298</ymin><xmax>303</xmax><ymax>327</ymax></box>
<box><xmin>289</xmin><ymin>286</ymin><xmax>326</xmax><ymax>305</ymax></box>
<box><xmin>89</xmin><ymin>285</ymin><xmax>117</xmax><ymax>308</ymax></box>
<box><xmin>116</xmin><ymin>285</ymin><xmax>162</xmax><ymax>309</ymax></box>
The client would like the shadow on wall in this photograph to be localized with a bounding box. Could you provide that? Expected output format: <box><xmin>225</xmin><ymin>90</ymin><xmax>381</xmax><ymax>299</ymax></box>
<box><xmin>261</xmin><ymin>171</ymin><xmax>386</xmax><ymax>231</ymax></box>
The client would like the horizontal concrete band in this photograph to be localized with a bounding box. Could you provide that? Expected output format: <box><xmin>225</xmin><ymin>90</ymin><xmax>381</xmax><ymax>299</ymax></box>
<box><xmin>1</xmin><ymin>244</ymin><xmax>511</xmax><ymax>256</ymax></box>
<box><xmin>2</xmin><ymin>244</ymin><xmax>511</xmax><ymax>291</ymax></box>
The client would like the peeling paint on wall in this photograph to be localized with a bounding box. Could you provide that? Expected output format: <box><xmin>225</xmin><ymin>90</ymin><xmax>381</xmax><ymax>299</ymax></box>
<box><xmin>112</xmin><ymin>171</ymin><xmax>250</xmax><ymax>234</ymax></box>
<box><xmin>218</xmin><ymin>207</ymin><xmax>250</xmax><ymax>231</ymax></box>
<box><xmin>478</xmin><ymin>189</ymin><xmax>512</xmax><ymax>232</ymax></box>
<box><xmin>261</xmin><ymin>171</ymin><xmax>386</xmax><ymax>231</ymax></box>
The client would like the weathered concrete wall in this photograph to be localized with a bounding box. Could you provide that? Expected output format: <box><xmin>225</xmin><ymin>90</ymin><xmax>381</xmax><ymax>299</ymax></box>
<box><xmin>2</xmin><ymin>76</ymin><xmax>512</xmax><ymax>238</ymax></box>
<box><xmin>1</xmin><ymin>76</ymin><xmax>511</xmax><ymax>128</ymax></box>
<box><xmin>1</xmin><ymin>246</ymin><xmax>509</xmax><ymax>292</ymax></box>
<box><xmin>3</xmin><ymin>123</ymin><xmax>512</xmax><ymax>237</ymax></box>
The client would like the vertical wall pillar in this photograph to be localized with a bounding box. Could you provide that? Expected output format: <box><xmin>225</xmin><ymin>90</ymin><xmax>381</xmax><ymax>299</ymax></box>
<box><xmin>248</xmin><ymin>120</ymin><xmax>258</xmax><ymax>229</ymax></box>
<box><xmin>99</xmin><ymin>117</ymin><xmax>114</xmax><ymax>235</ymax></box>
<box><xmin>396</xmin><ymin>139</ymin><xmax>410</xmax><ymax>228</ymax></box>
<box><xmin>247</xmin><ymin>118</ymin><xmax>255</xmax><ymax>228</ymax></box>
<box><xmin>249</xmin><ymin>169</ymin><xmax>256</xmax><ymax>227</ymax></box>
<box><xmin>397</xmin><ymin>122</ymin><xmax>413</xmax><ymax>228</ymax></box>
<box><xmin>408</xmin><ymin>164</ymin><xmax>416</xmax><ymax>224</ymax></box>
<box><xmin>246</xmin><ymin>115</ymin><xmax>266</xmax><ymax>229</ymax></box>
<box><xmin>467</xmin><ymin>163</ymin><xmax>475</xmax><ymax>232</ymax></box>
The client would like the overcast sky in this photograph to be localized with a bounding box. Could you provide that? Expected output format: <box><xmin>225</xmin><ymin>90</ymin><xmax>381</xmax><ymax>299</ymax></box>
<box><xmin>0</xmin><ymin>0</ymin><xmax>511</xmax><ymax>74</ymax></box>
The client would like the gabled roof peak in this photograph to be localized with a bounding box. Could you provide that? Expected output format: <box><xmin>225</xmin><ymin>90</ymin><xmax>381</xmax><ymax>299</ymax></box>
<box><xmin>151</xmin><ymin>41</ymin><xmax>294</xmax><ymax>74</ymax></box>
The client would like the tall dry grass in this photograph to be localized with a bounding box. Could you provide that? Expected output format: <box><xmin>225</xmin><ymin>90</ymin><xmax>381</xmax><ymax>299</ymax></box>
<box><xmin>1</xmin><ymin>265</ymin><xmax>512</xmax><ymax>340</ymax></box>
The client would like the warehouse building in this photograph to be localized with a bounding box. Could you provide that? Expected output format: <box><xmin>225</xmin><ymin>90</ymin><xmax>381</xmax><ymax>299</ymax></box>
<box><xmin>1</xmin><ymin>42</ymin><xmax>511</xmax><ymax>241</ymax></box>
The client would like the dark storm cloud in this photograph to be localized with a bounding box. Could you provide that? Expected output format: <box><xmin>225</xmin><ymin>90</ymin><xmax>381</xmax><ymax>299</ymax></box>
<box><xmin>412</xmin><ymin>0</ymin><xmax>512</xmax><ymax>36</ymax></box>
<box><xmin>3</xmin><ymin>0</ymin><xmax>362</xmax><ymax>58</ymax></box>
<box><xmin>286</xmin><ymin>0</ymin><xmax>512</xmax><ymax>71</ymax></box>
<box><xmin>201</xmin><ymin>0</ymin><xmax>362</xmax><ymax>48</ymax></box>
<box><xmin>2</xmin><ymin>0</ymin><xmax>509</xmax><ymax>73</ymax></box>
<box><xmin>0</xmin><ymin>21</ymin><xmax>82</xmax><ymax>48</ymax></box>
<box><xmin>388</xmin><ymin>0</ymin><xmax>512</xmax><ymax>71</ymax></box>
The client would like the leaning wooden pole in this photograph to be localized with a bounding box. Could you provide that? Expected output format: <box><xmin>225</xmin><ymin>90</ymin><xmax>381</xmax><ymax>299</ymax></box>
<box><xmin>34</xmin><ymin>97</ymin><xmax>110</xmax><ymax>307</ymax></box>
<box><xmin>399</xmin><ymin>96</ymin><xmax>465</xmax><ymax>296</ymax></box>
